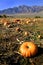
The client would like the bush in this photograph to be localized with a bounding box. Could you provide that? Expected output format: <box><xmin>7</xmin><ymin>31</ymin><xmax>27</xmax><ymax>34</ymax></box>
<box><xmin>35</xmin><ymin>16</ymin><xmax>41</xmax><ymax>18</ymax></box>
<box><xmin>3</xmin><ymin>14</ymin><xmax>7</xmax><ymax>18</ymax></box>
<box><xmin>0</xmin><ymin>15</ymin><xmax>2</xmax><ymax>18</ymax></box>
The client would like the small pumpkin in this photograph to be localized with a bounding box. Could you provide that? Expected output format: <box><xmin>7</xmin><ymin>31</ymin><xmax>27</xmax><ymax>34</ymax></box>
<box><xmin>37</xmin><ymin>35</ymin><xmax>41</xmax><ymax>39</ymax></box>
<box><xmin>24</xmin><ymin>31</ymin><xmax>29</xmax><ymax>36</ymax></box>
<box><xmin>19</xmin><ymin>42</ymin><xmax>38</xmax><ymax>57</ymax></box>
<box><xmin>16</xmin><ymin>27</ymin><xmax>21</xmax><ymax>32</ymax></box>
<box><xmin>4</xmin><ymin>22</ymin><xmax>7</xmax><ymax>26</ymax></box>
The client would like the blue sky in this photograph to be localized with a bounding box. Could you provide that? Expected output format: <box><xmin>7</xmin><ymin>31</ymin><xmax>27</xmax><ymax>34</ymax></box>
<box><xmin>0</xmin><ymin>0</ymin><xmax>43</xmax><ymax>10</ymax></box>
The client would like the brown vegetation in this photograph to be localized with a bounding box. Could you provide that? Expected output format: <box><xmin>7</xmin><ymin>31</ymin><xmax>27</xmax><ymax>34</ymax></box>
<box><xmin>0</xmin><ymin>17</ymin><xmax>43</xmax><ymax>65</ymax></box>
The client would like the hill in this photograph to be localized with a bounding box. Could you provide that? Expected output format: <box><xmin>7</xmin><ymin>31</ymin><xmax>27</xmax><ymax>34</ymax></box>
<box><xmin>0</xmin><ymin>5</ymin><xmax>43</xmax><ymax>15</ymax></box>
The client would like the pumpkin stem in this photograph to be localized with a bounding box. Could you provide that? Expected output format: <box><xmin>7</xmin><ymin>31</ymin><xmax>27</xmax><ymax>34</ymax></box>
<box><xmin>26</xmin><ymin>46</ymin><xmax>29</xmax><ymax>48</ymax></box>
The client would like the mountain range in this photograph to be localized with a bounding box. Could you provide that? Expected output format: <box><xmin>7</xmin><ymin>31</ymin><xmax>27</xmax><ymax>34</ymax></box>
<box><xmin>0</xmin><ymin>5</ymin><xmax>43</xmax><ymax>14</ymax></box>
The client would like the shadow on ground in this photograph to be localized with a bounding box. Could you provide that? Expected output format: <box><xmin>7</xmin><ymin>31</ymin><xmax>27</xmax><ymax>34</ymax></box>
<box><xmin>37</xmin><ymin>47</ymin><xmax>43</xmax><ymax>56</ymax></box>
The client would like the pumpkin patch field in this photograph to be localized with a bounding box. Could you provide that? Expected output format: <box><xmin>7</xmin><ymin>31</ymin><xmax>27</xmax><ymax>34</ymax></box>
<box><xmin>0</xmin><ymin>17</ymin><xmax>43</xmax><ymax>65</ymax></box>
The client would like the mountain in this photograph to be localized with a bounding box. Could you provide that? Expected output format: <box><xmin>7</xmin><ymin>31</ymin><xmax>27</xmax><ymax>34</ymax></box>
<box><xmin>0</xmin><ymin>5</ymin><xmax>43</xmax><ymax>14</ymax></box>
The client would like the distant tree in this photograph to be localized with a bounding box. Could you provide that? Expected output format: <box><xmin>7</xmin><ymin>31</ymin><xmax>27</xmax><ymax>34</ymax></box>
<box><xmin>35</xmin><ymin>16</ymin><xmax>41</xmax><ymax>18</ymax></box>
<box><xmin>3</xmin><ymin>14</ymin><xmax>7</xmax><ymax>18</ymax></box>
<box><xmin>0</xmin><ymin>15</ymin><xmax>2</xmax><ymax>18</ymax></box>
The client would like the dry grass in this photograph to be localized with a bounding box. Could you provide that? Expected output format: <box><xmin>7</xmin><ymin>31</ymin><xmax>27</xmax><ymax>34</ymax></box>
<box><xmin>0</xmin><ymin>17</ymin><xmax>43</xmax><ymax>65</ymax></box>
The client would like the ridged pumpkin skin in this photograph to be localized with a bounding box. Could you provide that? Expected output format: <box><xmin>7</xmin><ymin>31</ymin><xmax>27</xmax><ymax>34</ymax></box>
<box><xmin>20</xmin><ymin>42</ymin><xmax>38</xmax><ymax>57</ymax></box>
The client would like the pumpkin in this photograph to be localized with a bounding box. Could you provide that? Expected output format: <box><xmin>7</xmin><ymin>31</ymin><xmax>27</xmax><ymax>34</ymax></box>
<box><xmin>19</xmin><ymin>42</ymin><xmax>38</xmax><ymax>57</ymax></box>
<box><xmin>37</xmin><ymin>35</ymin><xmax>41</xmax><ymax>39</ymax></box>
<box><xmin>4</xmin><ymin>22</ymin><xmax>7</xmax><ymax>26</ymax></box>
<box><xmin>16</xmin><ymin>27</ymin><xmax>21</xmax><ymax>32</ymax></box>
<box><xmin>24</xmin><ymin>31</ymin><xmax>29</xmax><ymax>36</ymax></box>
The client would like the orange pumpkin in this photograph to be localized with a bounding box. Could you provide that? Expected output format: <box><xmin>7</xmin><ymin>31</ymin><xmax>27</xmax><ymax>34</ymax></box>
<box><xmin>24</xmin><ymin>31</ymin><xmax>29</xmax><ymax>36</ymax></box>
<box><xmin>20</xmin><ymin>42</ymin><xmax>38</xmax><ymax>57</ymax></box>
<box><xmin>16</xmin><ymin>27</ymin><xmax>21</xmax><ymax>32</ymax></box>
<box><xmin>37</xmin><ymin>35</ymin><xmax>41</xmax><ymax>39</ymax></box>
